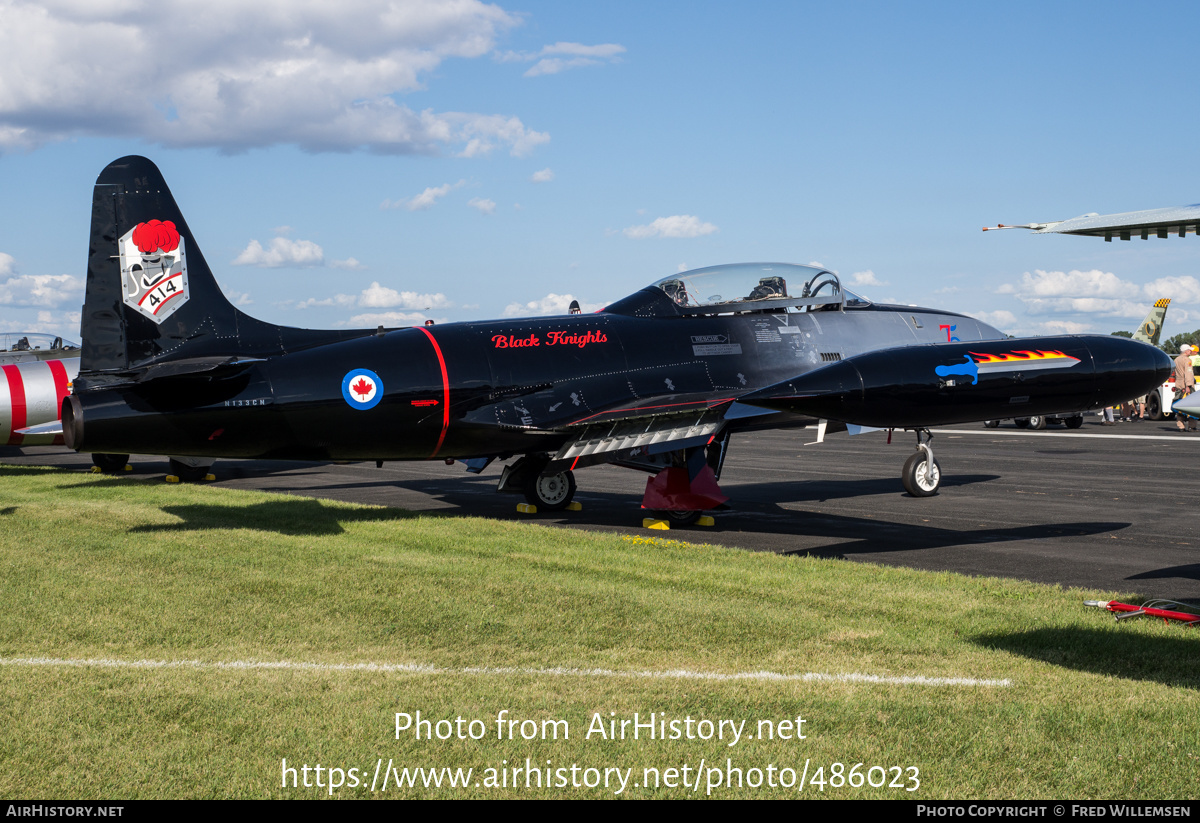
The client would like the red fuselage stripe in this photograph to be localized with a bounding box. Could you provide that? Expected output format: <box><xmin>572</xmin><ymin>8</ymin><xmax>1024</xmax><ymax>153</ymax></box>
<box><xmin>417</xmin><ymin>326</ymin><xmax>451</xmax><ymax>458</ymax></box>
<box><xmin>47</xmin><ymin>359</ymin><xmax>70</xmax><ymax>418</ymax></box>
<box><xmin>3</xmin><ymin>365</ymin><xmax>26</xmax><ymax>445</ymax></box>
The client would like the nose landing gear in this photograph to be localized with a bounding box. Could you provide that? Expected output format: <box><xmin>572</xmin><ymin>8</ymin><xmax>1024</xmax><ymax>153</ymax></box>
<box><xmin>901</xmin><ymin>428</ymin><xmax>940</xmax><ymax>497</ymax></box>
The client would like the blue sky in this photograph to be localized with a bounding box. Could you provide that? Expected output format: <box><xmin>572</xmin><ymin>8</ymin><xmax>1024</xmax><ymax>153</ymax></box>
<box><xmin>2</xmin><ymin>0</ymin><xmax>1200</xmax><ymax>341</ymax></box>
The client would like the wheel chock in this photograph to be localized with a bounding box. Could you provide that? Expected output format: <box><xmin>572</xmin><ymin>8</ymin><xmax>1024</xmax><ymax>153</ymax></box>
<box><xmin>165</xmin><ymin>475</ymin><xmax>181</xmax><ymax>484</ymax></box>
<box><xmin>516</xmin><ymin>503</ymin><xmax>538</xmax><ymax>514</ymax></box>
<box><xmin>696</xmin><ymin>515</ymin><xmax>715</xmax><ymax>527</ymax></box>
<box><xmin>88</xmin><ymin>466</ymin><xmax>102</xmax><ymax>474</ymax></box>
<box><xmin>566</xmin><ymin>501</ymin><xmax>583</xmax><ymax>511</ymax></box>
<box><xmin>123</xmin><ymin>464</ymin><xmax>132</xmax><ymax>471</ymax></box>
<box><xmin>643</xmin><ymin>518</ymin><xmax>669</xmax><ymax>530</ymax></box>
<box><xmin>204</xmin><ymin>474</ymin><xmax>216</xmax><ymax>482</ymax></box>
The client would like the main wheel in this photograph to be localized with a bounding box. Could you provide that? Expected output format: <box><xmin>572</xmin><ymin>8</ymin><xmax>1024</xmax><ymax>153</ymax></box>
<box><xmin>1146</xmin><ymin>392</ymin><xmax>1163</xmax><ymax>420</ymax></box>
<box><xmin>91</xmin><ymin>453</ymin><xmax>129</xmax><ymax>473</ymax></box>
<box><xmin>523</xmin><ymin>470</ymin><xmax>576</xmax><ymax>510</ymax></box>
<box><xmin>902</xmin><ymin>452</ymin><xmax>941</xmax><ymax>497</ymax></box>
<box><xmin>1064</xmin><ymin>416</ymin><xmax>1084</xmax><ymax>429</ymax></box>
<box><xmin>1027</xmin><ymin>415</ymin><xmax>1047</xmax><ymax>430</ymax></box>
<box><xmin>168</xmin><ymin>458</ymin><xmax>210</xmax><ymax>483</ymax></box>
<box><xmin>983</xmin><ymin>419</ymin><xmax>1000</xmax><ymax>428</ymax></box>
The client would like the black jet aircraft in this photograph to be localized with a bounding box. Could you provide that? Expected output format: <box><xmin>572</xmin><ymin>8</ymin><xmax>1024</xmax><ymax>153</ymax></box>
<box><xmin>62</xmin><ymin>156</ymin><xmax>1171</xmax><ymax>520</ymax></box>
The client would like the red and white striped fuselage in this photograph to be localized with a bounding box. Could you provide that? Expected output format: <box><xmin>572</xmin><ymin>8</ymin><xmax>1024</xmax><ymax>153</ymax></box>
<box><xmin>0</xmin><ymin>357</ymin><xmax>77</xmax><ymax>446</ymax></box>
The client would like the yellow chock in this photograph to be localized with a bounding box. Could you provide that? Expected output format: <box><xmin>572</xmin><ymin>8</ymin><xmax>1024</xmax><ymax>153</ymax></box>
<box><xmin>643</xmin><ymin>518</ymin><xmax>669</xmax><ymax>530</ymax></box>
<box><xmin>204</xmin><ymin>474</ymin><xmax>216</xmax><ymax>482</ymax></box>
<box><xmin>516</xmin><ymin>503</ymin><xmax>538</xmax><ymax>514</ymax></box>
<box><xmin>696</xmin><ymin>515</ymin><xmax>715</xmax><ymax>527</ymax></box>
<box><xmin>124</xmin><ymin>464</ymin><xmax>133</xmax><ymax>471</ymax></box>
<box><xmin>165</xmin><ymin>475</ymin><xmax>181</xmax><ymax>484</ymax></box>
<box><xmin>566</xmin><ymin>501</ymin><xmax>583</xmax><ymax>511</ymax></box>
<box><xmin>88</xmin><ymin>466</ymin><xmax>102</xmax><ymax>474</ymax></box>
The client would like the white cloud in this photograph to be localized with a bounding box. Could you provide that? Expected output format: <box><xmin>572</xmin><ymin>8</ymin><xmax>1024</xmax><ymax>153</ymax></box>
<box><xmin>623</xmin><ymin>215</ymin><xmax>718</xmax><ymax>239</ymax></box>
<box><xmin>966</xmin><ymin>309</ymin><xmax>1018</xmax><ymax>331</ymax></box>
<box><xmin>298</xmin><ymin>282</ymin><xmax>449</xmax><ymax>311</ymax></box>
<box><xmin>330</xmin><ymin>257</ymin><xmax>366</xmax><ymax>271</ymax></box>
<box><xmin>502</xmin><ymin>293</ymin><xmax>604</xmax><ymax>317</ymax></box>
<box><xmin>1143</xmin><ymin>275</ymin><xmax>1200</xmax><ymax>304</ymax></box>
<box><xmin>0</xmin><ymin>274</ymin><xmax>86</xmax><ymax>308</ymax></box>
<box><xmin>383</xmin><ymin>180</ymin><xmax>464</xmax><ymax>211</ymax></box>
<box><xmin>530</xmin><ymin>167</ymin><xmax>554</xmax><ymax>183</ymax></box>
<box><xmin>498</xmin><ymin>42</ymin><xmax>626</xmax><ymax>77</ymax></box>
<box><xmin>0</xmin><ymin>1</ymin><xmax>547</xmax><ymax>156</ymax></box>
<box><xmin>468</xmin><ymin>197</ymin><xmax>496</xmax><ymax>215</ymax></box>
<box><xmin>295</xmin><ymin>294</ymin><xmax>358</xmax><ymax>310</ymax></box>
<box><xmin>347</xmin><ymin>310</ymin><xmax>435</xmax><ymax>327</ymax></box>
<box><xmin>359</xmin><ymin>282</ymin><xmax>450</xmax><ymax>309</ymax></box>
<box><xmin>849</xmin><ymin>270</ymin><xmax>886</xmax><ymax>287</ymax></box>
<box><xmin>994</xmin><ymin>268</ymin><xmax>1154</xmax><ymax>321</ymax></box>
<box><xmin>232</xmin><ymin>237</ymin><xmax>324</xmax><ymax>268</ymax></box>
<box><xmin>0</xmin><ymin>310</ymin><xmax>81</xmax><ymax>337</ymax></box>
<box><xmin>1018</xmin><ymin>319</ymin><xmax>1094</xmax><ymax>335</ymax></box>
<box><xmin>1001</xmin><ymin>269</ymin><xmax>1141</xmax><ymax>299</ymax></box>
<box><xmin>0</xmin><ymin>252</ymin><xmax>14</xmax><ymax>276</ymax></box>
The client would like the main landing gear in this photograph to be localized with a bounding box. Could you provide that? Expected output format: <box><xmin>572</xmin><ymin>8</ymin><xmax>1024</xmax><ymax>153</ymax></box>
<box><xmin>497</xmin><ymin>454</ymin><xmax>578</xmax><ymax>511</ymax></box>
<box><xmin>901</xmin><ymin>428</ymin><xmax>940</xmax><ymax>497</ymax></box>
<box><xmin>91</xmin><ymin>453</ymin><xmax>130</xmax><ymax>473</ymax></box>
<box><xmin>525</xmin><ymin>469</ymin><xmax>577</xmax><ymax>510</ymax></box>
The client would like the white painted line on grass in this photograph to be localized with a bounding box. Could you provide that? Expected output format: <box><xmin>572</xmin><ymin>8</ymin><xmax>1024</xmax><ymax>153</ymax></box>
<box><xmin>0</xmin><ymin>656</ymin><xmax>1011</xmax><ymax>688</ymax></box>
<box><xmin>932</xmin><ymin>428</ymin><xmax>1195</xmax><ymax>443</ymax></box>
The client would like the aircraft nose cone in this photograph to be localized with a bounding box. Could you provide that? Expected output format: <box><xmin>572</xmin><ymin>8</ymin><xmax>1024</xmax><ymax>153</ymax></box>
<box><xmin>1089</xmin><ymin>335</ymin><xmax>1173</xmax><ymax>397</ymax></box>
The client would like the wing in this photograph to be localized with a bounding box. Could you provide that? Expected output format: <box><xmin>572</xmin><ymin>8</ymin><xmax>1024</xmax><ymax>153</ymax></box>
<box><xmin>983</xmin><ymin>204</ymin><xmax>1200</xmax><ymax>241</ymax></box>
<box><xmin>542</xmin><ymin>392</ymin><xmax>738</xmax><ymax>472</ymax></box>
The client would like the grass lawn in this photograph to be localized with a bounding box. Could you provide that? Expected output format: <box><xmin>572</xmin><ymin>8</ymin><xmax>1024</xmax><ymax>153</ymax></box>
<box><xmin>0</xmin><ymin>464</ymin><xmax>1196</xmax><ymax>799</ymax></box>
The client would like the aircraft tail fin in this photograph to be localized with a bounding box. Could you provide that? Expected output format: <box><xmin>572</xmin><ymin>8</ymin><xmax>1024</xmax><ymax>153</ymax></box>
<box><xmin>1131</xmin><ymin>298</ymin><xmax>1170</xmax><ymax>347</ymax></box>
<box><xmin>78</xmin><ymin>156</ymin><xmax>363</xmax><ymax>391</ymax></box>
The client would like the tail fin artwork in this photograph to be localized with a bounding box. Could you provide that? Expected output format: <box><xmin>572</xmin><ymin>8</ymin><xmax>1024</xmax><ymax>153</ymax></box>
<box><xmin>1131</xmin><ymin>298</ymin><xmax>1170</xmax><ymax>347</ymax></box>
<box><xmin>77</xmin><ymin>156</ymin><xmax>368</xmax><ymax>392</ymax></box>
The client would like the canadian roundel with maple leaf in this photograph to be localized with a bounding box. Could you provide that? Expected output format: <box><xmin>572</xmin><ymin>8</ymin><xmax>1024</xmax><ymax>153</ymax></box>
<box><xmin>341</xmin><ymin>368</ymin><xmax>384</xmax><ymax>410</ymax></box>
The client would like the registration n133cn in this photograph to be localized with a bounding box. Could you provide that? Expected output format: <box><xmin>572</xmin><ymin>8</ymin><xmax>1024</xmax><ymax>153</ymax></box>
<box><xmin>62</xmin><ymin>156</ymin><xmax>1170</xmax><ymax>521</ymax></box>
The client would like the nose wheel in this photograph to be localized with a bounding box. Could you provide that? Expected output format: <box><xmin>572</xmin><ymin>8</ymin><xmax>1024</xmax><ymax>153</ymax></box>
<box><xmin>901</xmin><ymin>429</ymin><xmax>940</xmax><ymax>497</ymax></box>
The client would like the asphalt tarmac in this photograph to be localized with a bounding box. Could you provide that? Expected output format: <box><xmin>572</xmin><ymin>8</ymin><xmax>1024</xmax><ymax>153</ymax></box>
<box><xmin>6</xmin><ymin>416</ymin><xmax>1198</xmax><ymax>602</ymax></box>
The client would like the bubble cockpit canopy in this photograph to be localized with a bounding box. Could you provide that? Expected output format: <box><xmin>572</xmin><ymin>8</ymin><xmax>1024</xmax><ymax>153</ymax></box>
<box><xmin>0</xmin><ymin>333</ymin><xmax>79</xmax><ymax>352</ymax></box>
<box><xmin>644</xmin><ymin>263</ymin><xmax>869</xmax><ymax>316</ymax></box>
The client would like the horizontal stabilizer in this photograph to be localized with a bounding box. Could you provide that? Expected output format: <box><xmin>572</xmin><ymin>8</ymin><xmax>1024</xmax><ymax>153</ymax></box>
<box><xmin>15</xmin><ymin>421</ymin><xmax>64</xmax><ymax>437</ymax></box>
<box><xmin>135</xmin><ymin>356</ymin><xmax>266</xmax><ymax>381</ymax></box>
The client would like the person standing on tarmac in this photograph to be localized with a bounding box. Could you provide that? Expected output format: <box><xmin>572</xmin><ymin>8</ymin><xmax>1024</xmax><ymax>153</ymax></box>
<box><xmin>1174</xmin><ymin>344</ymin><xmax>1197</xmax><ymax>431</ymax></box>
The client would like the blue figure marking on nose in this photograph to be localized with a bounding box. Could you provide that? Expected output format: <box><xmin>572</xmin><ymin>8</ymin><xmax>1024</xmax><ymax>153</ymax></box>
<box><xmin>935</xmin><ymin>355</ymin><xmax>979</xmax><ymax>385</ymax></box>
